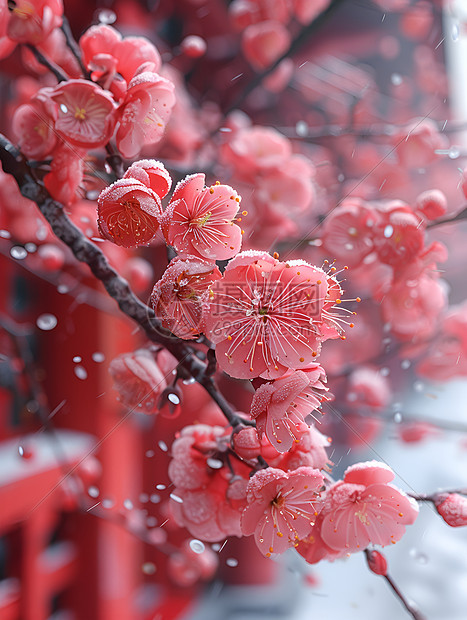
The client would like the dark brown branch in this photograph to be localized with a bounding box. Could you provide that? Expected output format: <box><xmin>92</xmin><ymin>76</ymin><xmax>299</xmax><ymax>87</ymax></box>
<box><xmin>60</xmin><ymin>16</ymin><xmax>88</xmax><ymax>77</ymax></box>
<box><xmin>0</xmin><ymin>134</ymin><xmax>245</xmax><ymax>429</ymax></box>
<box><xmin>427</xmin><ymin>205</ymin><xmax>467</xmax><ymax>229</ymax></box>
<box><xmin>25</xmin><ymin>44</ymin><xmax>68</xmax><ymax>82</ymax></box>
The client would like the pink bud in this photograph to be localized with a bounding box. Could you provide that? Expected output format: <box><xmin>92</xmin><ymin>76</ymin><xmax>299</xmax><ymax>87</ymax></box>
<box><xmin>366</xmin><ymin>550</ymin><xmax>388</xmax><ymax>576</ymax></box>
<box><xmin>435</xmin><ymin>493</ymin><xmax>467</xmax><ymax>527</ymax></box>
<box><xmin>181</xmin><ymin>35</ymin><xmax>207</xmax><ymax>58</ymax></box>
<box><xmin>415</xmin><ymin>189</ymin><xmax>447</xmax><ymax>221</ymax></box>
<box><xmin>232</xmin><ymin>427</ymin><xmax>261</xmax><ymax>460</ymax></box>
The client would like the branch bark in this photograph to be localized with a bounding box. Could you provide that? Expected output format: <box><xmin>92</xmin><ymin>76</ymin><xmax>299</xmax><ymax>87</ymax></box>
<box><xmin>0</xmin><ymin>134</ymin><xmax>244</xmax><ymax>428</ymax></box>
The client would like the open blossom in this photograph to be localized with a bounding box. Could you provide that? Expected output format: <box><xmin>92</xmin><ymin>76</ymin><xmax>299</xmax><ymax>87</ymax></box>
<box><xmin>221</xmin><ymin>125</ymin><xmax>292</xmax><ymax>183</ymax></box>
<box><xmin>97</xmin><ymin>178</ymin><xmax>162</xmax><ymax>247</ymax></box>
<box><xmin>48</xmin><ymin>79</ymin><xmax>117</xmax><ymax>150</ymax></box>
<box><xmin>417</xmin><ymin>301</ymin><xmax>467</xmax><ymax>381</ymax></box>
<box><xmin>319</xmin><ymin>461</ymin><xmax>419</xmax><ymax>553</ymax></box>
<box><xmin>116</xmin><ymin>72</ymin><xmax>175</xmax><ymax>159</ymax></box>
<box><xmin>373</xmin><ymin>201</ymin><xmax>425</xmax><ymax>269</ymax></box>
<box><xmin>346</xmin><ymin>366</ymin><xmax>391</xmax><ymax>411</ymax></box>
<box><xmin>123</xmin><ymin>159</ymin><xmax>172</xmax><ymax>199</ymax></box>
<box><xmin>242</xmin><ymin>20</ymin><xmax>291</xmax><ymax>70</ymax></box>
<box><xmin>169</xmin><ymin>424</ymin><xmax>250</xmax><ymax>541</ymax></box>
<box><xmin>161</xmin><ymin>173</ymin><xmax>243</xmax><ymax>261</ymax></box>
<box><xmin>320</xmin><ymin>199</ymin><xmax>378</xmax><ymax>268</ymax></box>
<box><xmin>12</xmin><ymin>99</ymin><xmax>57</xmax><ymax>160</ymax></box>
<box><xmin>151</xmin><ymin>257</ymin><xmax>222</xmax><ymax>340</ymax></box>
<box><xmin>241</xmin><ymin>467</ymin><xmax>324</xmax><ymax>557</ymax></box>
<box><xmin>109</xmin><ymin>348</ymin><xmax>170</xmax><ymax>414</ymax></box>
<box><xmin>5</xmin><ymin>0</ymin><xmax>62</xmax><ymax>46</ymax></box>
<box><xmin>250</xmin><ymin>365</ymin><xmax>328</xmax><ymax>452</ymax></box>
<box><xmin>203</xmin><ymin>251</ymin><xmax>329</xmax><ymax>380</ymax></box>
<box><xmin>80</xmin><ymin>24</ymin><xmax>161</xmax><ymax>87</ymax></box>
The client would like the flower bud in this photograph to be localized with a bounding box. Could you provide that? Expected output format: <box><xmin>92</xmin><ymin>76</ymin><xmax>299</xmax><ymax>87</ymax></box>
<box><xmin>366</xmin><ymin>550</ymin><xmax>388</xmax><ymax>576</ymax></box>
<box><xmin>434</xmin><ymin>493</ymin><xmax>467</xmax><ymax>527</ymax></box>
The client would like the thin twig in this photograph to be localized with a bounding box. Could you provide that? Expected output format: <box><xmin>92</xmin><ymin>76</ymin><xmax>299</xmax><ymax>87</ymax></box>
<box><xmin>364</xmin><ymin>550</ymin><xmax>425</xmax><ymax>620</ymax></box>
<box><xmin>224</xmin><ymin>0</ymin><xmax>346</xmax><ymax>115</ymax></box>
<box><xmin>25</xmin><ymin>45</ymin><xmax>68</xmax><ymax>82</ymax></box>
<box><xmin>60</xmin><ymin>16</ymin><xmax>88</xmax><ymax>77</ymax></box>
<box><xmin>0</xmin><ymin>134</ymin><xmax>244</xmax><ymax>429</ymax></box>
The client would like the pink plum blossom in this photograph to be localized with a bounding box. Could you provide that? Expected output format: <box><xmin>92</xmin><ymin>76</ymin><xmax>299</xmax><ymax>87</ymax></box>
<box><xmin>116</xmin><ymin>72</ymin><xmax>175</xmax><ymax>159</ymax></box>
<box><xmin>97</xmin><ymin>178</ymin><xmax>162</xmax><ymax>247</ymax></box>
<box><xmin>250</xmin><ymin>365</ymin><xmax>328</xmax><ymax>452</ymax></box>
<box><xmin>48</xmin><ymin>79</ymin><xmax>117</xmax><ymax>150</ymax></box>
<box><xmin>13</xmin><ymin>98</ymin><xmax>57</xmax><ymax>160</ymax></box>
<box><xmin>160</xmin><ymin>173</ymin><xmax>243</xmax><ymax>261</ymax></box>
<box><xmin>241</xmin><ymin>466</ymin><xmax>324</xmax><ymax>557</ymax></box>
<box><xmin>320</xmin><ymin>199</ymin><xmax>378</xmax><ymax>268</ymax></box>
<box><xmin>434</xmin><ymin>493</ymin><xmax>467</xmax><ymax>528</ymax></box>
<box><xmin>123</xmin><ymin>159</ymin><xmax>172</xmax><ymax>199</ymax></box>
<box><xmin>168</xmin><ymin>424</ymin><xmax>250</xmax><ymax>541</ymax></box>
<box><xmin>319</xmin><ymin>461</ymin><xmax>419</xmax><ymax>553</ymax></box>
<box><xmin>151</xmin><ymin>257</ymin><xmax>222</xmax><ymax>340</ymax></box>
<box><xmin>203</xmin><ymin>251</ymin><xmax>330</xmax><ymax>379</ymax></box>
<box><xmin>109</xmin><ymin>348</ymin><xmax>169</xmax><ymax>414</ymax></box>
<box><xmin>242</xmin><ymin>20</ymin><xmax>291</xmax><ymax>70</ymax></box>
<box><xmin>80</xmin><ymin>24</ymin><xmax>161</xmax><ymax>87</ymax></box>
<box><xmin>5</xmin><ymin>0</ymin><xmax>62</xmax><ymax>45</ymax></box>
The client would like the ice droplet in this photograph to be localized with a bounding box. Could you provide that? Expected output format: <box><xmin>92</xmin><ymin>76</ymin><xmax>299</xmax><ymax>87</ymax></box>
<box><xmin>150</xmin><ymin>493</ymin><xmax>161</xmax><ymax>504</ymax></box>
<box><xmin>139</xmin><ymin>493</ymin><xmax>149</xmax><ymax>503</ymax></box>
<box><xmin>449</xmin><ymin>146</ymin><xmax>460</xmax><ymax>160</ymax></box>
<box><xmin>123</xmin><ymin>498</ymin><xmax>133</xmax><ymax>510</ymax></box>
<box><xmin>25</xmin><ymin>243</ymin><xmax>37</xmax><ymax>253</ymax></box>
<box><xmin>391</xmin><ymin>73</ymin><xmax>402</xmax><ymax>86</ymax></box>
<box><xmin>383</xmin><ymin>225</ymin><xmax>393</xmax><ymax>238</ymax></box>
<box><xmin>394</xmin><ymin>412</ymin><xmax>402</xmax><ymax>424</ymax></box>
<box><xmin>36</xmin><ymin>314</ymin><xmax>58</xmax><ymax>331</ymax></box>
<box><xmin>73</xmin><ymin>356</ymin><xmax>82</xmax><ymax>363</ymax></box>
<box><xmin>189</xmin><ymin>539</ymin><xmax>205</xmax><ymax>554</ymax></box>
<box><xmin>401</xmin><ymin>359</ymin><xmax>411</xmax><ymax>370</ymax></box>
<box><xmin>10</xmin><ymin>246</ymin><xmax>27</xmax><ymax>260</ymax></box>
<box><xmin>74</xmin><ymin>365</ymin><xmax>88</xmax><ymax>380</ymax></box>
<box><xmin>168</xmin><ymin>393</ymin><xmax>180</xmax><ymax>405</ymax></box>
<box><xmin>88</xmin><ymin>486</ymin><xmax>99</xmax><ymax>498</ymax></box>
<box><xmin>207</xmin><ymin>457</ymin><xmax>223</xmax><ymax>469</ymax></box>
<box><xmin>226</xmin><ymin>558</ymin><xmax>238</xmax><ymax>567</ymax></box>
<box><xmin>92</xmin><ymin>352</ymin><xmax>105</xmax><ymax>363</ymax></box>
<box><xmin>0</xmin><ymin>230</ymin><xmax>11</xmax><ymax>238</ymax></box>
<box><xmin>96</xmin><ymin>8</ymin><xmax>116</xmax><ymax>24</ymax></box>
<box><xmin>158</xmin><ymin>440</ymin><xmax>168</xmax><ymax>452</ymax></box>
<box><xmin>295</xmin><ymin>120</ymin><xmax>308</xmax><ymax>137</ymax></box>
<box><xmin>102</xmin><ymin>498</ymin><xmax>115</xmax><ymax>509</ymax></box>
<box><xmin>452</xmin><ymin>23</ymin><xmax>459</xmax><ymax>42</ymax></box>
<box><xmin>145</xmin><ymin>450</ymin><xmax>155</xmax><ymax>458</ymax></box>
<box><xmin>142</xmin><ymin>562</ymin><xmax>156</xmax><ymax>575</ymax></box>
<box><xmin>169</xmin><ymin>493</ymin><xmax>183</xmax><ymax>503</ymax></box>
<box><xmin>156</xmin><ymin>484</ymin><xmax>166</xmax><ymax>490</ymax></box>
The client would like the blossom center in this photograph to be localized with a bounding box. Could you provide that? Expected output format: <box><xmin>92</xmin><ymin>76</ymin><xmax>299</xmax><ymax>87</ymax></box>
<box><xmin>74</xmin><ymin>107</ymin><xmax>87</xmax><ymax>121</ymax></box>
<box><xmin>191</xmin><ymin>211</ymin><xmax>212</xmax><ymax>227</ymax></box>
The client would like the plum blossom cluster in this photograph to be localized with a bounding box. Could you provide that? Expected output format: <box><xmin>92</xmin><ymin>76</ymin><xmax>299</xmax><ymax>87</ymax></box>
<box><xmin>11</xmin><ymin>23</ymin><xmax>175</xmax><ymax>205</ymax></box>
<box><xmin>220</xmin><ymin>124</ymin><xmax>316</xmax><ymax>246</ymax></box>
<box><xmin>321</xmin><ymin>192</ymin><xmax>448</xmax><ymax>343</ymax></box>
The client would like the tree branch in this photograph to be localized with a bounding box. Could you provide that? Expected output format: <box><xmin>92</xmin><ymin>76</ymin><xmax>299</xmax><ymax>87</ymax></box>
<box><xmin>0</xmin><ymin>134</ymin><xmax>245</xmax><ymax>429</ymax></box>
